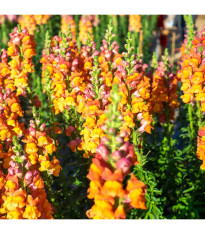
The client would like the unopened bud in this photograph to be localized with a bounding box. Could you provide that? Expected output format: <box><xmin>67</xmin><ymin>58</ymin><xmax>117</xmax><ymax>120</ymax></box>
<box><xmin>108</xmin><ymin>128</ymin><xmax>115</xmax><ymax>134</ymax></box>
<box><xmin>29</xmin><ymin>126</ymin><xmax>36</xmax><ymax>137</ymax></box>
<box><xmin>25</xmin><ymin>162</ymin><xmax>32</xmax><ymax>170</ymax></box>
<box><xmin>24</xmin><ymin>171</ymin><xmax>33</xmax><ymax>180</ymax></box>
<box><xmin>96</xmin><ymin>144</ymin><xmax>109</xmax><ymax>161</ymax></box>
<box><xmin>8</xmin><ymin>167</ymin><xmax>14</xmax><ymax>175</ymax></box>
<box><xmin>101</xmin><ymin>137</ymin><xmax>109</xmax><ymax>144</ymax></box>
<box><xmin>15</xmin><ymin>168</ymin><xmax>23</xmax><ymax>178</ymax></box>
<box><xmin>111</xmin><ymin>150</ymin><xmax>121</xmax><ymax>161</ymax></box>
<box><xmin>115</xmin><ymin>137</ymin><xmax>124</xmax><ymax>144</ymax></box>
<box><xmin>116</xmin><ymin>158</ymin><xmax>131</xmax><ymax>174</ymax></box>
<box><xmin>40</xmin><ymin>123</ymin><xmax>46</xmax><ymax>131</ymax></box>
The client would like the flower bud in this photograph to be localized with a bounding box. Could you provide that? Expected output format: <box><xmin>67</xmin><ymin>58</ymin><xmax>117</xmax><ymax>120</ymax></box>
<box><xmin>8</xmin><ymin>167</ymin><xmax>14</xmax><ymax>175</ymax></box>
<box><xmin>40</xmin><ymin>123</ymin><xmax>46</xmax><ymax>131</ymax></box>
<box><xmin>11</xmin><ymin>155</ymin><xmax>16</xmax><ymax>160</ymax></box>
<box><xmin>68</xmin><ymin>140</ymin><xmax>78</xmax><ymax>151</ymax></box>
<box><xmin>142</xmin><ymin>64</ymin><xmax>148</xmax><ymax>70</ymax></box>
<box><xmin>72</xmin><ymin>59</ymin><xmax>78</xmax><ymax>66</ymax></box>
<box><xmin>15</xmin><ymin>168</ymin><xmax>23</xmax><ymax>178</ymax></box>
<box><xmin>105</xmin><ymin>51</ymin><xmax>111</xmax><ymax>60</ymax></box>
<box><xmin>111</xmin><ymin>150</ymin><xmax>121</xmax><ymax>161</ymax></box>
<box><xmin>96</xmin><ymin>144</ymin><xmax>109</xmax><ymax>161</ymax></box>
<box><xmin>24</xmin><ymin>171</ymin><xmax>33</xmax><ymax>181</ymax></box>
<box><xmin>65</xmin><ymin>126</ymin><xmax>75</xmax><ymax>137</ymax></box>
<box><xmin>101</xmin><ymin>125</ymin><xmax>107</xmax><ymax>131</ymax></box>
<box><xmin>92</xmin><ymin>51</ymin><xmax>100</xmax><ymax>58</ymax></box>
<box><xmin>9</xmin><ymin>161</ymin><xmax>19</xmax><ymax>168</ymax></box>
<box><xmin>115</xmin><ymin>137</ymin><xmax>124</xmax><ymax>144</ymax></box>
<box><xmin>116</xmin><ymin>158</ymin><xmax>132</xmax><ymax>174</ymax></box>
<box><xmin>29</xmin><ymin>126</ymin><xmax>36</xmax><ymax>137</ymax></box>
<box><xmin>101</xmin><ymin>137</ymin><xmax>109</xmax><ymax>144</ymax></box>
<box><xmin>30</xmin><ymin>120</ymin><xmax>35</xmax><ymax>128</ymax></box>
<box><xmin>119</xmin><ymin>141</ymin><xmax>130</xmax><ymax>153</ymax></box>
<box><xmin>14</xmin><ymin>150</ymin><xmax>19</xmax><ymax>157</ymax></box>
<box><xmin>25</xmin><ymin>161</ymin><xmax>32</xmax><ymax>170</ymax></box>
<box><xmin>76</xmin><ymin>137</ymin><xmax>82</xmax><ymax>144</ymax></box>
<box><xmin>21</xmin><ymin>155</ymin><xmax>27</xmax><ymax>161</ymax></box>
<box><xmin>108</xmin><ymin>128</ymin><xmax>115</xmax><ymax>134</ymax></box>
<box><xmin>36</xmin><ymin>119</ymin><xmax>41</xmax><ymax>125</ymax></box>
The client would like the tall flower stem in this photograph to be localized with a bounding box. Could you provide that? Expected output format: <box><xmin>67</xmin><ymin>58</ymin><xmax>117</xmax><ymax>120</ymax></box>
<box><xmin>188</xmin><ymin>103</ymin><xmax>194</xmax><ymax>141</ymax></box>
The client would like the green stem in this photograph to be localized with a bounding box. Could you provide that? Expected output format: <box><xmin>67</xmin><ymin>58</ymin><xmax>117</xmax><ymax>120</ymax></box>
<box><xmin>188</xmin><ymin>103</ymin><xmax>194</xmax><ymax>141</ymax></box>
<box><xmin>196</xmin><ymin>101</ymin><xmax>202</xmax><ymax>130</ymax></box>
<box><xmin>133</xmin><ymin>129</ymin><xmax>142</xmax><ymax>166</ymax></box>
<box><xmin>49</xmin><ymin>97</ymin><xmax>58</xmax><ymax>150</ymax></box>
<box><xmin>1</xmin><ymin>18</ymin><xmax>7</xmax><ymax>45</ymax></box>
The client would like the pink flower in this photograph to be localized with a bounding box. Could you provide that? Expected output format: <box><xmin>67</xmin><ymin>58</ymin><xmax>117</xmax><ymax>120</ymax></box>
<box><xmin>9</xmin><ymin>161</ymin><xmax>19</xmax><ymax>168</ymax></box>
<box><xmin>111</xmin><ymin>150</ymin><xmax>121</xmax><ymax>161</ymax></box>
<box><xmin>119</xmin><ymin>141</ymin><xmax>130</xmax><ymax>154</ymax></box>
<box><xmin>76</xmin><ymin>137</ymin><xmax>82</xmax><ymax>144</ymax></box>
<box><xmin>68</xmin><ymin>140</ymin><xmax>78</xmax><ymax>151</ymax></box>
<box><xmin>96</xmin><ymin>144</ymin><xmax>109</xmax><ymax>161</ymax></box>
<box><xmin>116</xmin><ymin>158</ymin><xmax>132</xmax><ymax>174</ymax></box>
<box><xmin>115</xmin><ymin>137</ymin><xmax>124</xmax><ymax>144</ymax></box>
<box><xmin>24</xmin><ymin>171</ymin><xmax>33</xmax><ymax>180</ymax></box>
<box><xmin>8</xmin><ymin>167</ymin><xmax>15</xmax><ymax>176</ymax></box>
<box><xmin>24</xmin><ymin>171</ymin><xmax>33</xmax><ymax>186</ymax></box>
<box><xmin>15</xmin><ymin>168</ymin><xmax>23</xmax><ymax>178</ymax></box>
<box><xmin>100</xmin><ymin>136</ymin><xmax>109</xmax><ymax>144</ymax></box>
<box><xmin>29</xmin><ymin>126</ymin><xmax>36</xmax><ymax>137</ymax></box>
<box><xmin>6</xmin><ymin>15</ymin><xmax>17</xmax><ymax>22</ymax></box>
<box><xmin>65</xmin><ymin>126</ymin><xmax>75</xmax><ymax>137</ymax></box>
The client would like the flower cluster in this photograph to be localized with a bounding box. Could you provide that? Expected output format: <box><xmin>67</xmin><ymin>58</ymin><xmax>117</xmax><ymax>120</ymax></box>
<box><xmin>0</xmin><ymin>26</ymin><xmax>59</xmax><ymax>219</ymax></box>
<box><xmin>86</xmin><ymin>85</ymin><xmax>147</xmax><ymax>219</ymax></box>
<box><xmin>178</xmin><ymin>26</ymin><xmax>205</xmax><ymax>111</ymax></box>
<box><xmin>41</xmin><ymin>24</ymin><xmax>154</xmax><ymax>162</ymax></box>
<box><xmin>0</xmin><ymin>136</ymin><xmax>54</xmax><ymax>219</ymax></box>
<box><xmin>79</xmin><ymin>15</ymin><xmax>94</xmax><ymax>45</ymax></box>
<box><xmin>0</xmin><ymin>49</ymin><xmax>25</xmax><ymax>167</ymax></box>
<box><xmin>41</xmin><ymin>33</ymin><xmax>101</xmax><ymax>156</ymax></box>
<box><xmin>18</xmin><ymin>15</ymin><xmax>50</xmax><ymax>35</ymax></box>
<box><xmin>22</xmin><ymin>121</ymin><xmax>61</xmax><ymax>176</ymax></box>
<box><xmin>0</xmin><ymin>66</ymin><xmax>26</xmax><ymax>218</ymax></box>
<box><xmin>7</xmin><ymin>26</ymin><xmax>36</xmax><ymax>96</ymax></box>
<box><xmin>61</xmin><ymin>15</ymin><xmax>76</xmax><ymax>41</ymax></box>
<box><xmin>121</xmin><ymin>33</ymin><xmax>153</xmax><ymax>134</ymax></box>
<box><xmin>129</xmin><ymin>15</ymin><xmax>142</xmax><ymax>33</ymax></box>
<box><xmin>71</xmin><ymin>26</ymin><xmax>153</xmax><ymax>157</ymax></box>
<box><xmin>41</xmin><ymin>33</ymin><xmax>79</xmax><ymax>115</ymax></box>
<box><xmin>76</xmin><ymin>32</ymin><xmax>120</xmax><ymax>157</ymax></box>
<box><xmin>150</xmin><ymin>59</ymin><xmax>179</xmax><ymax>123</ymax></box>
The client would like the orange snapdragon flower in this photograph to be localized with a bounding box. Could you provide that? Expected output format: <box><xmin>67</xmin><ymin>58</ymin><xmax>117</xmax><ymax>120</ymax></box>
<box><xmin>178</xmin><ymin>26</ymin><xmax>205</xmax><ymax>112</ymax></box>
<box><xmin>129</xmin><ymin>15</ymin><xmax>142</xmax><ymax>33</ymax></box>
<box><xmin>79</xmin><ymin>15</ymin><xmax>93</xmax><ymax>45</ymax></box>
<box><xmin>18</xmin><ymin>15</ymin><xmax>50</xmax><ymax>35</ymax></box>
<box><xmin>61</xmin><ymin>15</ymin><xmax>76</xmax><ymax>41</ymax></box>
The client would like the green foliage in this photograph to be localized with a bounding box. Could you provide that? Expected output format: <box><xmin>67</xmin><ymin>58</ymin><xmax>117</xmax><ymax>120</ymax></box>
<box><xmin>141</xmin><ymin>15</ymin><xmax>158</xmax><ymax>63</ymax></box>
